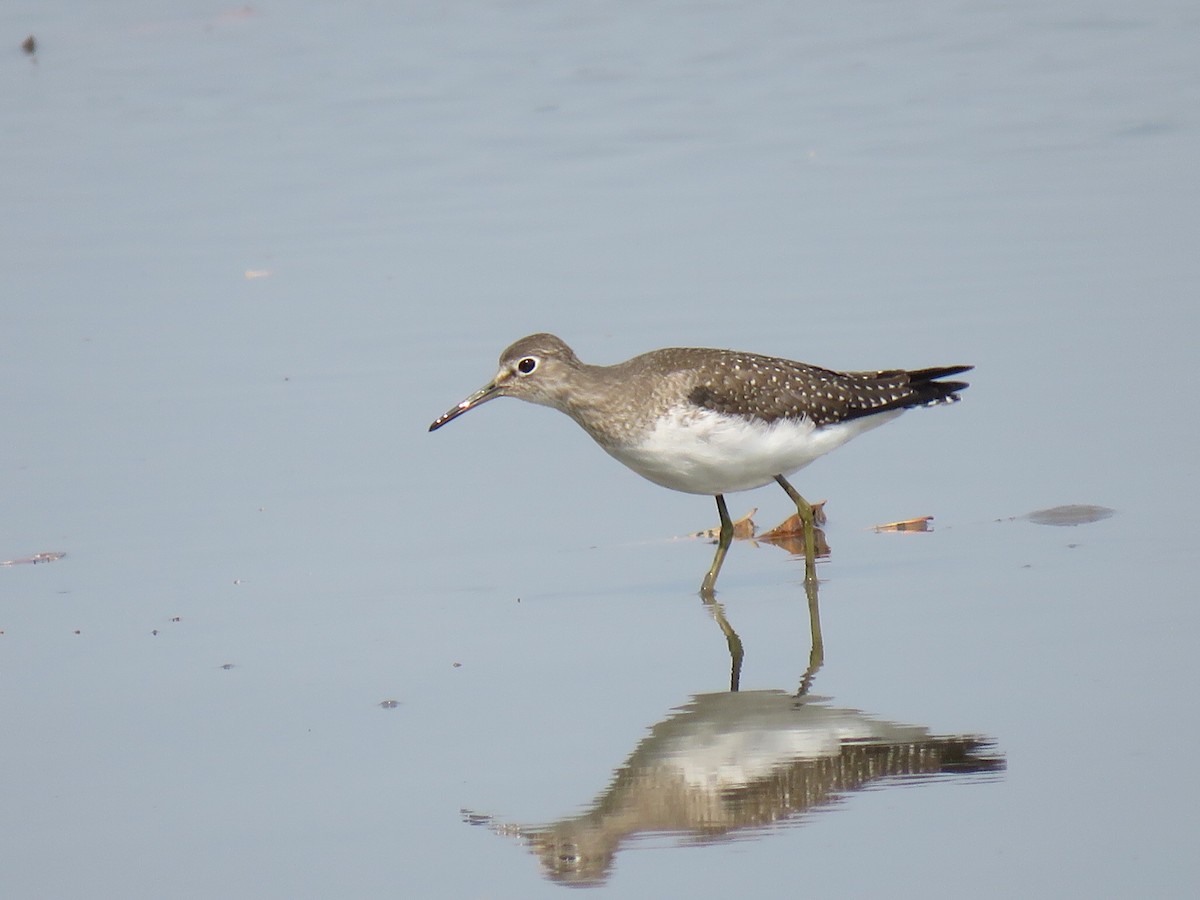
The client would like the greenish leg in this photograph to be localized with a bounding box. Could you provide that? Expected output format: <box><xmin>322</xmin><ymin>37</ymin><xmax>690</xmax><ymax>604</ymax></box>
<box><xmin>701</xmin><ymin>594</ymin><xmax>744</xmax><ymax>692</ymax></box>
<box><xmin>774</xmin><ymin>474</ymin><xmax>818</xmax><ymax>584</ymax></box>
<box><xmin>796</xmin><ymin>576</ymin><xmax>824</xmax><ymax>696</ymax></box>
<box><xmin>700</xmin><ymin>494</ymin><xmax>734</xmax><ymax>596</ymax></box>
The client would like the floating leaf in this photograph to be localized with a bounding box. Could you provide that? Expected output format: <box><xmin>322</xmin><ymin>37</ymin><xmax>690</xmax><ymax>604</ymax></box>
<box><xmin>758</xmin><ymin>515</ymin><xmax>831</xmax><ymax>558</ymax></box>
<box><xmin>692</xmin><ymin>508</ymin><xmax>757</xmax><ymax>541</ymax></box>
<box><xmin>873</xmin><ymin>516</ymin><xmax>934</xmax><ymax>533</ymax></box>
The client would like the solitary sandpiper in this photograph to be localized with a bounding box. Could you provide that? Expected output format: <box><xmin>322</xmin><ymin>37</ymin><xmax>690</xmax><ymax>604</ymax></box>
<box><xmin>429</xmin><ymin>334</ymin><xmax>971</xmax><ymax>592</ymax></box>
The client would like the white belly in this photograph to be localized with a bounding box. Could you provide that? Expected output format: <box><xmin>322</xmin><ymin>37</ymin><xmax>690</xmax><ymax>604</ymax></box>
<box><xmin>603</xmin><ymin>406</ymin><xmax>903</xmax><ymax>496</ymax></box>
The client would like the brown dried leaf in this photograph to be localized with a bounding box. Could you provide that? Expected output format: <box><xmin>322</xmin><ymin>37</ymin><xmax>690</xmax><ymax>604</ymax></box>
<box><xmin>758</xmin><ymin>515</ymin><xmax>831</xmax><ymax>558</ymax></box>
<box><xmin>693</xmin><ymin>508</ymin><xmax>757</xmax><ymax>541</ymax></box>
<box><xmin>872</xmin><ymin>516</ymin><xmax>934</xmax><ymax>533</ymax></box>
<box><xmin>759</xmin><ymin>499</ymin><xmax>827</xmax><ymax>537</ymax></box>
<box><xmin>760</xmin><ymin>513</ymin><xmax>804</xmax><ymax>539</ymax></box>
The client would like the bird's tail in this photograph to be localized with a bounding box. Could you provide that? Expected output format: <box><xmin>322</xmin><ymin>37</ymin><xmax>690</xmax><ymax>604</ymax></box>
<box><xmin>904</xmin><ymin>365</ymin><xmax>973</xmax><ymax>407</ymax></box>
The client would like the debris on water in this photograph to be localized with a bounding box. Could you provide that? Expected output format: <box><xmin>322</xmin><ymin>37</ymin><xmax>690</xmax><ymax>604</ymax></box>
<box><xmin>873</xmin><ymin>515</ymin><xmax>934</xmax><ymax>533</ymax></box>
<box><xmin>1</xmin><ymin>551</ymin><xmax>66</xmax><ymax>567</ymax></box>
<box><xmin>378</xmin><ymin>699</ymin><xmax>401</xmax><ymax>709</ymax></box>
<box><xmin>757</xmin><ymin>514</ymin><xmax>831</xmax><ymax>558</ymax></box>
<box><xmin>22</xmin><ymin>34</ymin><xmax>36</xmax><ymax>55</ymax></box>
<box><xmin>688</xmin><ymin>499</ymin><xmax>827</xmax><ymax>544</ymax></box>
<box><xmin>692</xmin><ymin>508</ymin><xmax>758</xmax><ymax>541</ymax></box>
<box><xmin>1024</xmin><ymin>505</ymin><xmax>1115</xmax><ymax>526</ymax></box>
<box><xmin>760</xmin><ymin>513</ymin><xmax>801</xmax><ymax>539</ymax></box>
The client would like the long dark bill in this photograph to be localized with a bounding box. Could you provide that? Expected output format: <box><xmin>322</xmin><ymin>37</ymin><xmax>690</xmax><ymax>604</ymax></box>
<box><xmin>428</xmin><ymin>383</ymin><xmax>501</xmax><ymax>432</ymax></box>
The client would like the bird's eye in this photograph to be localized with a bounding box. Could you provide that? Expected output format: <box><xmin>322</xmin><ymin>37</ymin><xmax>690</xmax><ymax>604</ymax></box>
<box><xmin>517</xmin><ymin>357</ymin><xmax>538</xmax><ymax>375</ymax></box>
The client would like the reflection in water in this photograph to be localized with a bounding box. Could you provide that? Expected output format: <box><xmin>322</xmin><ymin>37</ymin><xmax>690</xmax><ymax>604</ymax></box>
<box><xmin>702</xmin><ymin>522</ymin><xmax>828</xmax><ymax>691</ymax></box>
<box><xmin>702</xmin><ymin>562</ymin><xmax>825</xmax><ymax>693</ymax></box>
<box><xmin>466</xmin><ymin>576</ymin><xmax>1005</xmax><ymax>887</ymax></box>
<box><xmin>468</xmin><ymin>691</ymin><xmax>1003</xmax><ymax>887</ymax></box>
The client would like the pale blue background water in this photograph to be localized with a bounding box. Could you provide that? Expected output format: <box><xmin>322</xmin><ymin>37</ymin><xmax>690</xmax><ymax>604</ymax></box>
<box><xmin>2</xmin><ymin>1</ymin><xmax>1198</xmax><ymax>897</ymax></box>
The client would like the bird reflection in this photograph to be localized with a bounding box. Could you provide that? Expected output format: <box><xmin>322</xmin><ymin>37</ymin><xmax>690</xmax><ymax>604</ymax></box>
<box><xmin>469</xmin><ymin>694</ymin><xmax>1002</xmax><ymax>886</ymax></box>
<box><xmin>465</xmin><ymin>575</ymin><xmax>1004</xmax><ymax>887</ymax></box>
<box><xmin>700</xmin><ymin>513</ymin><xmax>830</xmax><ymax>691</ymax></box>
<box><xmin>701</xmin><ymin>565</ymin><xmax>825</xmax><ymax>693</ymax></box>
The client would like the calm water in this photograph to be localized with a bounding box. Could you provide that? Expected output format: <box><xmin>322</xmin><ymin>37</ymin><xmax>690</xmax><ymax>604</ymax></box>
<box><xmin>3</xmin><ymin>1</ymin><xmax>1198</xmax><ymax>897</ymax></box>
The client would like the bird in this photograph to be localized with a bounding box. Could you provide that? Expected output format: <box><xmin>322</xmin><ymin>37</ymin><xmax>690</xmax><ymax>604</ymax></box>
<box><xmin>429</xmin><ymin>333</ymin><xmax>971</xmax><ymax>592</ymax></box>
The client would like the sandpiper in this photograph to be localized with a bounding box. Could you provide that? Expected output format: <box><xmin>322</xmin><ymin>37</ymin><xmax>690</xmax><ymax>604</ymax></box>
<box><xmin>430</xmin><ymin>334</ymin><xmax>971</xmax><ymax>592</ymax></box>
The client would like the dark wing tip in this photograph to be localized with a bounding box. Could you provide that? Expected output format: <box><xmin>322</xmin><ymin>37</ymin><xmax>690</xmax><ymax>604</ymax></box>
<box><xmin>907</xmin><ymin>364</ymin><xmax>974</xmax><ymax>383</ymax></box>
<box><xmin>907</xmin><ymin>365</ymin><xmax>973</xmax><ymax>405</ymax></box>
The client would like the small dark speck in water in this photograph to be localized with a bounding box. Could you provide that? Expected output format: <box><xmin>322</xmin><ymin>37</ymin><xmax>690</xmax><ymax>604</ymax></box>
<box><xmin>379</xmin><ymin>699</ymin><xmax>400</xmax><ymax>709</ymax></box>
<box><xmin>219</xmin><ymin>663</ymin><xmax>235</xmax><ymax>670</ymax></box>
<box><xmin>1025</xmin><ymin>504</ymin><xmax>1115</xmax><ymax>526</ymax></box>
<box><xmin>22</xmin><ymin>34</ymin><xmax>36</xmax><ymax>55</ymax></box>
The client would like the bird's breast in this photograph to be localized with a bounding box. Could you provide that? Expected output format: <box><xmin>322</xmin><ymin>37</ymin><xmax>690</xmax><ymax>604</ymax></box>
<box><xmin>598</xmin><ymin>405</ymin><xmax>886</xmax><ymax>495</ymax></box>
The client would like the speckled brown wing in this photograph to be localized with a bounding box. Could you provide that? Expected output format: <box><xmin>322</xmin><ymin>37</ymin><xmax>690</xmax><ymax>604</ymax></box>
<box><xmin>682</xmin><ymin>350</ymin><xmax>972</xmax><ymax>427</ymax></box>
<box><xmin>831</xmin><ymin>365</ymin><xmax>973</xmax><ymax>423</ymax></box>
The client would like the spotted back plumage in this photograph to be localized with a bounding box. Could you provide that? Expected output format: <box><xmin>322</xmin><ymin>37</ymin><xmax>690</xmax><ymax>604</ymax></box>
<box><xmin>650</xmin><ymin>348</ymin><xmax>972</xmax><ymax>427</ymax></box>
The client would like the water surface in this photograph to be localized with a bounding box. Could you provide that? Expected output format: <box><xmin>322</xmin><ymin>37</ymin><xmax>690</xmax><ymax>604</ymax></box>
<box><xmin>3</xmin><ymin>1</ymin><xmax>1198</xmax><ymax>897</ymax></box>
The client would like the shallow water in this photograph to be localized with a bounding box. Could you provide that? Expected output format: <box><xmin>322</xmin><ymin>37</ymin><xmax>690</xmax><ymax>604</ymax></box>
<box><xmin>3</xmin><ymin>1</ymin><xmax>1199</xmax><ymax>897</ymax></box>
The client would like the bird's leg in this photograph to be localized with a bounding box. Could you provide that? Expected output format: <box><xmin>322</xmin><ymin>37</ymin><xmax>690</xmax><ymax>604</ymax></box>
<box><xmin>774</xmin><ymin>475</ymin><xmax>818</xmax><ymax>583</ymax></box>
<box><xmin>700</xmin><ymin>494</ymin><xmax>734</xmax><ymax>596</ymax></box>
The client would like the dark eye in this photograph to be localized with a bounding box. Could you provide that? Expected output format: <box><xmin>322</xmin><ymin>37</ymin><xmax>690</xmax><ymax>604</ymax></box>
<box><xmin>517</xmin><ymin>357</ymin><xmax>537</xmax><ymax>374</ymax></box>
